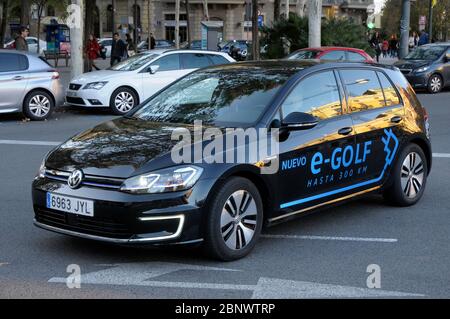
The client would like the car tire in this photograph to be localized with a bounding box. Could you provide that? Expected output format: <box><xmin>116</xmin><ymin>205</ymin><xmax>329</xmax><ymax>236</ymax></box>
<box><xmin>383</xmin><ymin>143</ymin><xmax>428</xmax><ymax>207</ymax></box>
<box><xmin>427</xmin><ymin>74</ymin><xmax>443</xmax><ymax>94</ymax></box>
<box><xmin>23</xmin><ymin>90</ymin><xmax>54</xmax><ymax>121</ymax></box>
<box><xmin>109</xmin><ymin>87</ymin><xmax>138</xmax><ymax>115</ymax></box>
<box><xmin>204</xmin><ymin>177</ymin><xmax>263</xmax><ymax>261</ymax></box>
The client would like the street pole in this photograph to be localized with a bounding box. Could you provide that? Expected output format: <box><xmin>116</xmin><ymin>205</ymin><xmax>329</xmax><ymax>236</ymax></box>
<box><xmin>185</xmin><ymin>0</ymin><xmax>191</xmax><ymax>48</ymax></box>
<box><xmin>70</xmin><ymin>0</ymin><xmax>84</xmax><ymax>80</ymax></box>
<box><xmin>111</xmin><ymin>0</ymin><xmax>115</xmax><ymax>35</ymax></box>
<box><xmin>399</xmin><ymin>0</ymin><xmax>410</xmax><ymax>59</ymax></box>
<box><xmin>175</xmin><ymin>0</ymin><xmax>180</xmax><ymax>48</ymax></box>
<box><xmin>308</xmin><ymin>0</ymin><xmax>321</xmax><ymax>47</ymax></box>
<box><xmin>427</xmin><ymin>0</ymin><xmax>433</xmax><ymax>43</ymax></box>
<box><xmin>134</xmin><ymin>0</ymin><xmax>137</xmax><ymax>45</ymax></box>
<box><xmin>147</xmin><ymin>0</ymin><xmax>152</xmax><ymax>43</ymax></box>
<box><xmin>251</xmin><ymin>0</ymin><xmax>259</xmax><ymax>60</ymax></box>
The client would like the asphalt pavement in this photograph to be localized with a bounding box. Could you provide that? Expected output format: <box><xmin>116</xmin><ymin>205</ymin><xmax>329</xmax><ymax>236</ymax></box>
<box><xmin>0</xmin><ymin>72</ymin><xmax>450</xmax><ymax>298</ymax></box>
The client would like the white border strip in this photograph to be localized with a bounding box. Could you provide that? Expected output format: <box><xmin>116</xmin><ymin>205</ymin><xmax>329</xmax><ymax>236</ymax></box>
<box><xmin>261</xmin><ymin>234</ymin><xmax>398</xmax><ymax>243</ymax></box>
<box><xmin>0</xmin><ymin>140</ymin><xmax>60</xmax><ymax>146</ymax></box>
<box><xmin>433</xmin><ymin>153</ymin><xmax>450</xmax><ymax>158</ymax></box>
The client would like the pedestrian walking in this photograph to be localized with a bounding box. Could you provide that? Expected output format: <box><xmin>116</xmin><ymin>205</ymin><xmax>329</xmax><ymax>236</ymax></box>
<box><xmin>110</xmin><ymin>33</ymin><xmax>127</xmax><ymax>67</ymax></box>
<box><xmin>418</xmin><ymin>30</ymin><xmax>429</xmax><ymax>46</ymax></box>
<box><xmin>370</xmin><ymin>32</ymin><xmax>382</xmax><ymax>63</ymax></box>
<box><xmin>14</xmin><ymin>27</ymin><xmax>29</xmax><ymax>51</ymax></box>
<box><xmin>86</xmin><ymin>34</ymin><xmax>101</xmax><ymax>72</ymax></box>
<box><xmin>149</xmin><ymin>33</ymin><xmax>156</xmax><ymax>50</ymax></box>
<box><xmin>409</xmin><ymin>31</ymin><xmax>419</xmax><ymax>50</ymax></box>
<box><xmin>125</xmin><ymin>33</ymin><xmax>135</xmax><ymax>57</ymax></box>
<box><xmin>389</xmin><ymin>34</ymin><xmax>398</xmax><ymax>58</ymax></box>
<box><xmin>382</xmin><ymin>39</ymin><xmax>389</xmax><ymax>58</ymax></box>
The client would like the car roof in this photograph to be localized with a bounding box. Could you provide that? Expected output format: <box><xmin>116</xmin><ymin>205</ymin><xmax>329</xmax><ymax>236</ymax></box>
<box><xmin>301</xmin><ymin>46</ymin><xmax>366</xmax><ymax>52</ymax></box>
<box><xmin>143</xmin><ymin>49</ymin><xmax>229</xmax><ymax>55</ymax></box>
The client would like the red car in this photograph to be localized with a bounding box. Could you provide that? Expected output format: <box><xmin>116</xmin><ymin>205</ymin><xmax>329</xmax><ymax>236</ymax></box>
<box><xmin>287</xmin><ymin>46</ymin><xmax>374</xmax><ymax>63</ymax></box>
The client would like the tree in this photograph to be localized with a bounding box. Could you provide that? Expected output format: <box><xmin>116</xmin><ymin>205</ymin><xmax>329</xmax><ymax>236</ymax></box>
<box><xmin>308</xmin><ymin>0</ymin><xmax>321</xmax><ymax>47</ymax></box>
<box><xmin>0</xmin><ymin>0</ymin><xmax>9</xmax><ymax>46</ymax></box>
<box><xmin>20</xmin><ymin>0</ymin><xmax>28</xmax><ymax>26</ymax></box>
<box><xmin>251</xmin><ymin>0</ymin><xmax>259</xmax><ymax>60</ymax></box>
<box><xmin>274</xmin><ymin>0</ymin><xmax>280</xmax><ymax>22</ymax></box>
<box><xmin>296</xmin><ymin>0</ymin><xmax>306</xmax><ymax>18</ymax></box>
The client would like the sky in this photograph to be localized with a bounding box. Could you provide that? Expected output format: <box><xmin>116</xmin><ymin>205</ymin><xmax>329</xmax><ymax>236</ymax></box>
<box><xmin>374</xmin><ymin>0</ymin><xmax>386</xmax><ymax>13</ymax></box>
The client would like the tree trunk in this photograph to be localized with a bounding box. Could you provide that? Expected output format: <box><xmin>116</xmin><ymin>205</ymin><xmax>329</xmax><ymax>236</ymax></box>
<box><xmin>251</xmin><ymin>0</ymin><xmax>259</xmax><ymax>60</ymax></box>
<box><xmin>296</xmin><ymin>0</ymin><xmax>306</xmax><ymax>17</ymax></box>
<box><xmin>84</xmin><ymin>0</ymin><xmax>95</xmax><ymax>71</ymax></box>
<box><xmin>147</xmin><ymin>0</ymin><xmax>152</xmax><ymax>41</ymax></box>
<box><xmin>185</xmin><ymin>0</ymin><xmax>191</xmax><ymax>48</ymax></box>
<box><xmin>308</xmin><ymin>0</ymin><xmax>321</xmax><ymax>47</ymax></box>
<box><xmin>274</xmin><ymin>0</ymin><xmax>280</xmax><ymax>21</ymax></box>
<box><xmin>71</xmin><ymin>0</ymin><xmax>84</xmax><ymax>79</ymax></box>
<box><xmin>21</xmin><ymin>0</ymin><xmax>29</xmax><ymax>27</ymax></box>
<box><xmin>285</xmin><ymin>0</ymin><xmax>289</xmax><ymax>19</ymax></box>
<box><xmin>0</xmin><ymin>0</ymin><xmax>9</xmax><ymax>46</ymax></box>
<box><xmin>203</xmin><ymin>0</ymin><xmax>209</xmax><ymax>20</ymax></box>
<box><xmin>175</xmin><ymin>0</ymin><xmax>179</xmax><ymax>48</ymax></box>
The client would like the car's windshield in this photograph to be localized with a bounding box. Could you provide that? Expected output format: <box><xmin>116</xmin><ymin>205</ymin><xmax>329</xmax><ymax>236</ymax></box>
<box><xmin>286</xmin><ymin>50</ymin><xmax>320</xmax><ymax>60</ymax></box>
<box><xmin>109</xmin><ymin>53</ymin><xmax>159</xmax><ymax>71</ymax></box>
<box><xmin>130</xmin><ymin>66</ymin><xmax>300</xmax><ymax>127</ymax></box>
<box><xmin>404</xmin><ymin>46</ymin><xmax>446</xmax><ymax>60</ymax></box>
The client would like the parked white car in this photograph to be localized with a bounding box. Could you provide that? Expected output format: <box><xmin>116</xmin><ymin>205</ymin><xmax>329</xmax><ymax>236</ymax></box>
<box><xmin>4</xmin><ymin>37</ymin><xmax>47</xmax><ymax>55</ymax></box>
<box><xmin>66</xmin><ymin>49</ymin><xmax>235</xmax><ymax>114</ymax></box>
<box><xmin>98</xmin><ymin>38</ymin><xmax>112</xmax><ymax>58</ymax></box>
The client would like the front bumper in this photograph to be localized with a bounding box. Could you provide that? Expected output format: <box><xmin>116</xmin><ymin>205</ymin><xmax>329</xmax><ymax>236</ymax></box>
<box><xmin>403</xmin><ymin>72</ymin><xmax>430</xmax><ymax>89</ymax></box>
<box><xmin>32</xmin><ymin>177</ymin><xmax>213</xmax><ymax>244</ymax></box>
<box><xmin>65</xmin><ymin>87</ymin><xmax>109</xmax><ymax>107</ymax></box>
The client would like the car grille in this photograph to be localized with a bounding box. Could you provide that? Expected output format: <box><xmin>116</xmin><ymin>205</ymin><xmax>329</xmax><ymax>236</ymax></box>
<box><xmin>45</xmin><ymin>169</ymin><xmax>124</xmax><ymax>190</ymax></box>
<box><xmin>35</xmin><ymin>207</ymin><xmax>132</xmax><ymax>239</ymax></box>
<box><xmin>69</xmin><ymin>83</ymin><xmax>82</xmax><ymax>91</ymax></box>
<box><xmin>400</xmin><ymin>69</ymin><xmax>412</xmax><ymax>75</ymax></box>
<box><xmin>66</xmin><ymin>97</ymin><xmax>86</xmax><ymax>105</ymax></box>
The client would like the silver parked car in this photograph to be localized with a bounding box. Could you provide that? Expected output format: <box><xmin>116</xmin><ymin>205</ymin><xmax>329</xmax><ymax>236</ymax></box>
<box><xmin>0</xmin><ymin>50</ymin><xmax>64</xmax><ymax>120</ymax></box>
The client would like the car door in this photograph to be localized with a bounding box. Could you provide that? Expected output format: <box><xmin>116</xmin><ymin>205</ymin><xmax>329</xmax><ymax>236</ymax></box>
<box><xmin>339</xmin><ymin>68</ymin><xmax>404</xmax><ymax>188</ymax></box>
<box><xmin>443</xmin><ymin>48</ymin><xmax>450</xmax><ymax>86</ymax></box>
<box><xmin>141</xmin><ymin>53</ymin><xmax>186</xmax><ymax>100</ymax></box>
<box><xmin>276</xmin><ymin>70</ymin><xmax>357</xmax><ymax>212</ymax></box>
<box><xmin>0</xmin><ymin>53</ymin><xmax>29</xmax><ymax>111</ymax></box>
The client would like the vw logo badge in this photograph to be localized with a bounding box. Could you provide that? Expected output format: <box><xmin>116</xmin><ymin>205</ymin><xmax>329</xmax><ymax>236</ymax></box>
<box><xmin>68</xmin><ymin>169</ymin><xmax>84</xmax><ymax>189</ymax></box>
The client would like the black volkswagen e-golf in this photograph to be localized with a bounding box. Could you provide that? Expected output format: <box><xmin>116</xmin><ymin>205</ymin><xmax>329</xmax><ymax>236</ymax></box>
<box><xmin>32</xmin><ymin>60</ymin><xmax>431</xmax><ymax>260</ymax></box>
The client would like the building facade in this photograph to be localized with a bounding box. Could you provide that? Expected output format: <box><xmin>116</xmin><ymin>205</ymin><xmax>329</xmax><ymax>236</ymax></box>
<box><xmin>5</xmin><ymin>0</ymin><xmax>373</xmax><ymax>43</ymax></box>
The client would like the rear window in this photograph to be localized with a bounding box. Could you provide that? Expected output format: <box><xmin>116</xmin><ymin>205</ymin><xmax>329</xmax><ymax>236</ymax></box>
<box><xmin>340</xmin><ymin>69</ymin><xmax>385</xmax><ymax>112</ymax></box>
<box><xmin>0</xmin><ymin>53</ymin><xmax>28</xmax><ymax>72</ymax></box>
<box><xmin>377</xmin><ymin>72</ymin><xmax>401</xmax><ymax>106</ymax></box>
<box><xmin>208</xmin><ymin>54</ymin><xmax>229</xmax><ymax>65</ymax></box>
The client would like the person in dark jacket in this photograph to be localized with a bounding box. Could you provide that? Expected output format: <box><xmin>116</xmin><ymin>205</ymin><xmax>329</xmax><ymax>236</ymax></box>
<box><xmin>418</xmin><ymin>30</ymin><xmax>429</xmax><ymax>46</ymax></box>
<box><xmin>389</xmin><ymin>34</ymin><xmax>398</xmax><ymax>58</ymax></box>
<box><xmin>110</xmin><ymin>33</ymin><xmax>127</xmax><ymax>66</ymax></box>
<box><xmin>370</xmin><ymin>31</ymin><xmax>382</xmax><ymax>62</ymax></box>
<box><xmin>149</xmin><ymin>33</ymin><xmax>156</xmax><ymax>50</ymax></box>
<box><xmin>15</xmin><ymin>27</ymin><xmax>29</xmax><ymax>51</ymax></box>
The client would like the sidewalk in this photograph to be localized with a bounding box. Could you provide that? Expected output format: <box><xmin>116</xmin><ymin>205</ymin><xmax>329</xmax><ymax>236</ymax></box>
<box><xmin>377</xmin><ymin>56</ymin><xmax>399</xmax><ymax>65</ymax></box>
<box><xmin>55</xmin><ymin>58</ymin><xmax>111</xmax><ymax>90</ymax></box>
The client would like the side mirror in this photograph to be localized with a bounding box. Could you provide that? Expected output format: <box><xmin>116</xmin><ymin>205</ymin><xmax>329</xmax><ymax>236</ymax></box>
<box><xmin>149</xmin><ymin>65</ymin><xmax>159</xmax><ymax>74</ymax></box>
<box><xmin>281</xmin><ymin>112</ymin><xmax>319</xmax><ymax>131</ymax></box>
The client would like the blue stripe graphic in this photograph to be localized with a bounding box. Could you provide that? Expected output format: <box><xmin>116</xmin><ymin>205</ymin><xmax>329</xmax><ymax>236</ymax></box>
<box><xmin>280</xmin><ymin>129</ymin><xmax>399</xmax><ymax>209</ymax></box>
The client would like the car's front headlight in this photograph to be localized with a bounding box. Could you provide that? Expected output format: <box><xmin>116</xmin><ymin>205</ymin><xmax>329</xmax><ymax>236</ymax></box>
<box><xmin>83</xmin><ymin>81</ymin><xmax>108</xmax><ymax>90</ymax></box>
<box><xmin>37</xmin><ymin>158</ymin><xmax>46</xmax><ymax>179</ymax></box>
<box><xmin>415</xmin><ymin>66</ymin><xmax>430</xmax><ymax>73</ymax></box>
<box><xmin>120</xmin><ymin>166</ymin><xmax>203</xmax><ymax>194</ymax></box>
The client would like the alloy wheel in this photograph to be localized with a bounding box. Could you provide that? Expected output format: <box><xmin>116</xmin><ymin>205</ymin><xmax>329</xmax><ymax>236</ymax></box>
<box><xmin>430</xmin><ymin>76</ymin><xmax>442</xmax><ymax>93</ymax></box>
<box><xmin>29</xmin><ymin>95</ymin><xmax>51</xmax><ymax>118</ymax></box>
<box><xmin>400</xmin><ymin>152</ymin><xmax>425</xmax><ymax>199</ymax></box>
<box><xmin>114</xmin><ymin>91</ymin><xmax>134</xmax><ymax>113</ymax></box>
<box><xmin>220</xmin><ymin>190</ymin><xmax>258</xmax><ymax>250</ymax></box>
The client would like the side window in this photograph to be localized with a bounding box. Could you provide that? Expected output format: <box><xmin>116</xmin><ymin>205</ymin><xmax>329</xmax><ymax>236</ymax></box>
<box><xmin>377</xmin><ymin>72</ymin><xmax>401</xmax><ymax>106</ymax></box>
<box><xmin>341</xmin><ymin>69</ymin><xmax>386</xmax><ymax>112</ymax></box>
<box><xmin>281</xmin><ymin>71</ymin><xmax>342</xmax><ymax>120</ymax></box>
<box><xmin>0</xmin><ymin>53</ymin><xmax>28</xmax><ymax>72</ymax></box>
<box><xmin>347</xmin><ymin>51</ymin><xmax>366</xmax><ymax>62</ymax></box>
<box><xmin>151</xmin><ymin>54</ymin><xmax>180</xmax><ymax>71</ymax></box>
<box><xmin>181</xmin><ymin>53</ymin><xmax>212</xmax><ymax>69</ymax></box>
<box><xmin>27</xmin><ymin>38</ymin><xmax>38</xmax><ymax>45</ymax></box>
<box><xmin>208</xmin><ymin>54</ymin><xmax>229</xmax><ymax>65</ymax></box>
<box><xmin>321</xmin><ymin>50</ymin><xmax>346</xmax><ymax>61</ymax></box>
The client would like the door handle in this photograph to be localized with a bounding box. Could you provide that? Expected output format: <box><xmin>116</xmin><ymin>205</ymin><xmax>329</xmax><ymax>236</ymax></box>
<box><xmin>338</xmin><ymin>127</ymin><xmax>353</xmax><ymax>136</ymax></box>
<box><xmin>12</xmin><ymin>76</ymin><xmax>23</xmax><ymax>81</ymax></box>
<box><xmin>391</xmin><ymin>116</ymin><xmax>403</xmax><ymax>123</ymax></box>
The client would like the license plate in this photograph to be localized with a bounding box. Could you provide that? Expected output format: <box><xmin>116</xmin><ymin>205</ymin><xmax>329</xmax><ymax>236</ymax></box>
<box><xmin>66</xmin><ymin>91</ymin><xmax>77</xmax><ymax>97</ymax></box>
<box><xmin>46</xmin><ymin>193</ymin><xmax>94</xmax><ymax>217</ymax></box>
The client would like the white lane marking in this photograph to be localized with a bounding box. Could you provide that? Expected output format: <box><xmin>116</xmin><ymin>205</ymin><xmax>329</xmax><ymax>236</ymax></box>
<box><xmin>433</xmin><ymin>153</ymin><xmax>450</xmax><ymax>158</ymax></box>
<box><xmin>48</xmin><ymin>262</ymin><xmax>424</xmax><ymax>298</ymax></box>
<box><xmin>0</xmin><ymin>140</ymin><xmax>60</xmax><ymax>146</ymax></box>
<box><xmin>0</xmin><ymin>262</ymin><xmax>9</xmax><ymax>267</ymax></box>
<box><xmin>261</xmin><ymin>234</ymin><xmax>398</xmax><ymax>243</ymax></box>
